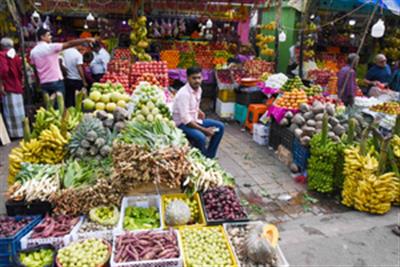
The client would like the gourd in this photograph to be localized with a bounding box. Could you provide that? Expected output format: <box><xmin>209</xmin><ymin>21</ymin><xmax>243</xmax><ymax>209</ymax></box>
<box><xmin>245</xmin><ymin>222</ymin><xmax>279</xmax><ymax>265</ymax></box>
<box><xmin>165</xmin><ymin>200</ymin><xmax>191</xmax><ymax>226</ymax></box>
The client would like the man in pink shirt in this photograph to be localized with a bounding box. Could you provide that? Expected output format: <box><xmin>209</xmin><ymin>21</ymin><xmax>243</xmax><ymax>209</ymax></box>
<box><xmin>173</xmin><ymin>67</ymin><xmax>224</xmax><ymax>158</ymax></box>
<box><xmin>30</xmin><ymin>27</ymin><xmax>95</xmax><ymax>99</ymax></box>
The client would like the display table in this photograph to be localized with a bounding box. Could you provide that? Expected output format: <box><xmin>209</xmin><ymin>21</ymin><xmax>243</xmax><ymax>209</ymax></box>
<box><xmin>168</xmin><ymin>69</ymin><xmax>215</xmax><ymax>84</ymax></box>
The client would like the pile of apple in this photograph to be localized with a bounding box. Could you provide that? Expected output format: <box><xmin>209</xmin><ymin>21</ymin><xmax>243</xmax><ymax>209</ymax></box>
<box><xmin>130</xmin><ymin>61</ymin><xmax>168</xmax><ymax>88</ymax></box>
<box><xmin>83</xmin><ymin>90</ymin><xmax>131</xmax><ymax>113</ymax></box>
<box><xmin>107</xmin><ymin>59</ymin><xmax>130</xmax><ymax>74</ymax></box>
<box><xmin>113</xmin><ymin>48</ymin><xmax>131</xmax><ymax>59</ymax></box>
<box><xmin>307</xmin><ymin>95</ymin><xmax>342</xmax><ymax>106</ymax></box>
<box><xmin>244</xmin><ymin>60</ymin><xmax>274</xmax><ymax>79</ymax></box>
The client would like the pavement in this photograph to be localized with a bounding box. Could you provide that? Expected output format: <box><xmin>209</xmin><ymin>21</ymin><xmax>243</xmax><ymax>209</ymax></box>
<box><xmin>0</xmin><ymin>121</ymin><xmax>399</xmax><ymax>266</ymax></box>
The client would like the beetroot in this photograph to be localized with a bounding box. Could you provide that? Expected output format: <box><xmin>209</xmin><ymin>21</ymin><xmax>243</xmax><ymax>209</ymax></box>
<box><xmin>202</xmin><ymin>186</ymin><xmax>247</xmax><ymax>221</ymax></box>
<box><xmin>0</xmin><ymin>216</ymin><xmax>32</xmax><ymax>238</ymax></box>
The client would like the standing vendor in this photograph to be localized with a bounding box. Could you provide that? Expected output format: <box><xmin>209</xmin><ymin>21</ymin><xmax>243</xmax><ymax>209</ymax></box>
<box><xmin>172</xmin><ymin>67</ymin><xmax>224</xmax><ymax>158</ymax></box>
<box><xmin>337</xmin><ymin>53</ymin><xmax>360</xmax><ymax>107</ymax></box>
<box><xmin>364</xmin><ymin>54</ymin><xmax>392</xmax><ymax>96</ymax></box>
<box><xmin>90</xmin><ymin>42</ymin><xmax>110</xmax><ymax>82</ymax></box>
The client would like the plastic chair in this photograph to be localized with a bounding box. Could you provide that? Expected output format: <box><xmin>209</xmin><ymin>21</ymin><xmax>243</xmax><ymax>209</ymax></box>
<box><xmin>245</xmin><ymin>104</ymin><xmax>268</xmax><ymax>133</ymax></box>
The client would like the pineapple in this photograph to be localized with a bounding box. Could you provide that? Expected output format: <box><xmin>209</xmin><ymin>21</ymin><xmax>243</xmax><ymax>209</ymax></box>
<box><xmin>68</xmin><ymin>114</ymin><xmax>112</xmax><ymax>159</ymax></box>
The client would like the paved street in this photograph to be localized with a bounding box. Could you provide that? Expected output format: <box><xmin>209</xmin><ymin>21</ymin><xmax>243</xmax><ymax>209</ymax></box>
<box><xmin>0</xmin><ymin>122</ymin><xmax>399</xmax><ymax>266</ymax></box>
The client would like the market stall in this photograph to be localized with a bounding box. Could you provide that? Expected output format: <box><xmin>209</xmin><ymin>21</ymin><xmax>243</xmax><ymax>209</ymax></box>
<box><xmin>1</xmin><ymin>0</ymin><xmax>400</xmax><ymax>266</ymax></box>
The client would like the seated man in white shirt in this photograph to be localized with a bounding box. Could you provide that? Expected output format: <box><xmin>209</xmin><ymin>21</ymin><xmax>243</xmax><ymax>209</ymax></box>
<box><xmin>90</xmin><ymin>42</ymin><xmax>110</xmax><ymax>82</ymax></box>
<box><xmin>172</xmin><ymin>67</ymin><xmax>224</xmax><ymax>158</ymax></box>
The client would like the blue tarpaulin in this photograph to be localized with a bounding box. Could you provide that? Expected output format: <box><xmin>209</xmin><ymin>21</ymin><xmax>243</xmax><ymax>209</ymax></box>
<box><xmin>359</xmin><ymin>0</ymin><xmax>400</xmax><ymax>15</ymax></box>
<box><xmin>318</xmin><ymin>0</ymin><xmax>400</xmax><ymax>15</ymax></box>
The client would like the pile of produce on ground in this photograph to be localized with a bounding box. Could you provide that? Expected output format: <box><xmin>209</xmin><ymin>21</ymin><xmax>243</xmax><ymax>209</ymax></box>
<box><xmin>51</xmin><ymin>176</ymin><xmax>126</xmax><ymax>216</ymax></box>
<box><xmin>130</xmin><ymin>82</ymin><xmax>172</xmax><ymax>122</ymax></box>
<box><xmin>18</xmin><ymin>245</ymin><xmax>55</xmax><ymax>267</ymax></box>
<box><xmin>123</xmin><ymin>206</ymin><xmax>160</xmax><ymax>230</ymax></box>
<box><xmin>83</xmin><ymin>89</ymin><xmax>131</xmax><ymax>113</ymax></box>
<box><xmin>341</xmin><ymin>135</ymin><xmax>398</xmax><ymax>214</ymax></box>
<box><xmin>95</xmin><ymin>108</ymin><xmax>130</xmax><ymax>132</ymax></box>
<box><xmin>0</xmin><ymin>216</ymin><xmax>33</xmax><ymax>237</ymax></box>
<box><xmin>280</xmin><ymin>101</ymin><xmax>347</xmax><ymax>146</ymax></box>
<box><xmin>180</xmin><ymin>226</ymin><xmax>235</xmax><ymax>267</ymax></box>
<box><xmin>184</xmin><ymin>148</ymin><xmax>235</xmax><ymax>193</ymax></box>
<box><xmin>7</xmin><ymin>163</ymin><xmax>62</xmax><ymax>202</ymax></box>
<box><xmin>225</xmin><ymin>222</ymin><xmax>279</xmax><ymax>267</ymax></box>
<box><xmin>202</xmin><ymin>186</ymin><xmax>247</xmax><ymax>222</ymax></box>
<box><xmin>68</xmin><ymin>115</ymin><xmax>112</xmax><ymax>160</ymax></box>
<box><xmin>307</xmin><ymin>114</ymin><xmax>344</xmax><ymax>193</ymax></box>
<box><xmin>8</xmin><ymin>121</ymin><xmax>70</xmax><ymax>184</ymax></box>
<box><xmin>113</xmin><ymin>119</ymin><xmax>190</xmax><ymax>188</ymax></box>
<box><xmin>31</xmin><ymin>92</ymin><xmax>83</xmax><ymax>138</ymax></box>
<box><xmin>113</xmin><ymin>230</ymin><xmax>180</xmax><ymax>263</ymax></box>
<box><xmin>57</xmin><ymin>238</ymin><xmax>110</xmax><ymax>267</ymax></box>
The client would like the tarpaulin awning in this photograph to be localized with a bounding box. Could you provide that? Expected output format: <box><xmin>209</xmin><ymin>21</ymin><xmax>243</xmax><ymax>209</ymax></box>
<box><xmin>359</xmin><ymin>0</ymin><xmax>400</xmax><ymax>15</ymax></box>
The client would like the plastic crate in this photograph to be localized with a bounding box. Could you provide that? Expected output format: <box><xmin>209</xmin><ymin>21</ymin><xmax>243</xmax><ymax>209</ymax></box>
<box><xmin>0</xmin><ymin>216</ymin><xmax>42</xmax><ymax>267</ymax></box>
<box><xmin>115</xmin><ymin>195</ymin><xmax>162</xmax><ymax>234</ymax></box>
<box><xmin>253</xmin><ymin>133</ymin><xmax>269</xmax><ymax>146</ymax></box>
<box><xmin>216</xmin><ymin>99</ymin><xmax>235</xmax><ymax>119</ymax></box>
<box><xmin>234</xmin><ymin>103</ymin><xmax>248</xmax><ymax>125</ymax></box>
<box><xmin>280</xmin><ymin>126</ymin><xmax>294</xmax><ymax>151</ymax></box>
<box><xmin>268</xmin><ymin>121</ymin><xmax>281</xmax><ymax>150</ymax></box>
<box><xmin>20</xmin><ymin>216</ymin><xmax>83</xmax><ymax>250</ymax></box>
<box><xmin>6</xmin><ymin>200</ymin><xmax>52</xmax><ymax>216</ymax></box>
<box><xmin>268</xmin><ymin>121</ymin><xmax>294</xmax><ymax>151</ymax></box>
<box><xmin>200</xmin><ymin>192</ymin><xmax>249</xmax><ymax>226</ymax></box>
<box><xmin>161</xmin><ymin>193</ymin><xmax>206</xmax><ymax>229</ymax></box>
<box><xmin>223</xmin><ymin>221</ymin><xmax>289</xmax><ymax>267</ymax></box>
<box><xmin>110</xmin><ymin>229</ymin><xmax>183</xmax><ymax>267</ymax></box>
<box><xmin>235</xmin><ymin>87</ymin><xmax>266</xmax><ymax>106</ymax></box>
<box><xmin>293</xmin><ymin>138</ymin><xmax>310</xmax><ymax>171</ymax></box>
<box><xmin>178</xmin><ymin>225</ymin><xmax>238</xmax><ymax>267</ymax></box>
<box><xmin>72</xmin><ymin>216</ymin><xmax>113</xmax><ymax>244</ymax></box>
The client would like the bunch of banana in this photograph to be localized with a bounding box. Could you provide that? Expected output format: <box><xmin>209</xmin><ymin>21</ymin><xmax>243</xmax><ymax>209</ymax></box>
<box><xmin>32</xmin><ymin>107</ymin><xmax>61</xmax><ymax>137</ymax></box>
<box><xmin>8</xmin><ymin>139</ymin><xmax>42</xmax><ymax>185</ymax></box>
<box><xmin>39</xmin><ymin>124</ymin><xmax>70</xmax><ymax>164</ymax></box>
<box><xmin>66</xmin><ymin>107</ymin><xmax>83</xmax><ymax>131</ymax></box>
<box><xmin>392</xmin><ymin>135</ymin><xmax>400</xmax><ymax>158</ymax></box>
<box><xmin>353</xmin><ymin>172</ymin><xmax>396</xmax><ymax>214</ymax></box>
<box><xmin>341</xmin><ymin>146</ymin><xmax>376</xmax><ymax>207</ymax></box>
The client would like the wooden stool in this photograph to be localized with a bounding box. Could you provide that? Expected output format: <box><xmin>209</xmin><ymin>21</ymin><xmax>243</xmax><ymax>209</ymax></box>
<box><xmin>245</xmin><ymin>104</ymin><xmax>268</xmax><ymax>133</ymax></box>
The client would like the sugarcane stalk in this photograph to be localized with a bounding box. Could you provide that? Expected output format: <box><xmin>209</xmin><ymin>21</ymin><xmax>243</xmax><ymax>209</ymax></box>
<box><xmin>378</xmin><ymin>137</ymin><xmax>391</xmax><ymax>175</ymax></box>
